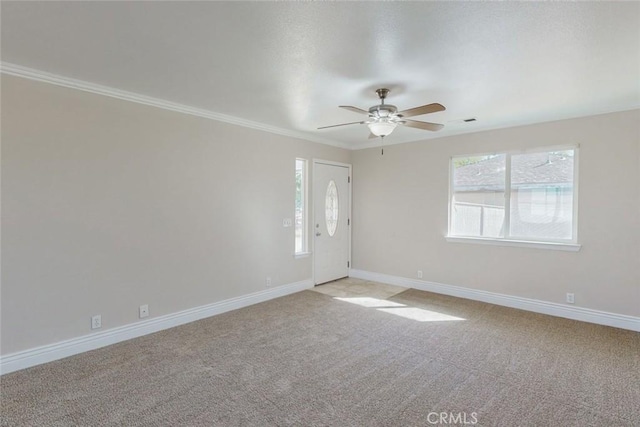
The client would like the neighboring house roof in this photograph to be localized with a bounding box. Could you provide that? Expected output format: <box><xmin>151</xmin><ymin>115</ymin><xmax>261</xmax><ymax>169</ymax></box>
<box><xmin>454</xmin><ymin>151</ymin><xmax>574</xmax><ymax>191</ymax></box>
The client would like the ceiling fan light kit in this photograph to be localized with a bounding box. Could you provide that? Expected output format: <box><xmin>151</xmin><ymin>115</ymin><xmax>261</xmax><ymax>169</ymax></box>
<box><xmin>318</xmin><ymin>88</ymin><xmax>446</xmax><ymax>142</ymax></box>
<box><xmin>368</xmin><ymin>120</ymin><xmax>397</xmax><ymax>137</ymax></box>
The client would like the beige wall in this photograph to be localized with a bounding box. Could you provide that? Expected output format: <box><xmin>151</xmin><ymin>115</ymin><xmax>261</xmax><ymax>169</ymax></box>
<box><xmin>352</xmin><ymin>110</ymin><xmax>640</xmax><ymax>317</ymax></box>
<box><xmin>2</xmin><ymin>74</ymin><xmax>638</xmax><ymax>357</ymax></box>
<box><xmin>1</xmin><ymin>75</ymin><xmax>350</xmax><ymax>355</ymax></box>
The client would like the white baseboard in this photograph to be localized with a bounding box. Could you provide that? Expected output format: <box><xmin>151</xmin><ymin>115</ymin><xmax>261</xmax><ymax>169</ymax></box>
<box><xmin>0</xmin><ymin>279</ymin><xmax>313</xmax><ymax>375</ymax></box>
<box><xmin>349</xmin><ymin>269</ymin><xmax>640</xmax><ymax>332</ymax></box>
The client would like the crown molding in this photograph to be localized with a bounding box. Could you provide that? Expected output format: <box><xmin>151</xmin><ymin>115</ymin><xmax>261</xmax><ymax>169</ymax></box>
<box><xmin>352</xmin><ymin>106</ymin><xmax>640</xmax><ymax>151</ymax></box>
<box><xmin>0</xmin><ymin>62</ymin><xmax>350</xmax><ymax>150</ymax></box>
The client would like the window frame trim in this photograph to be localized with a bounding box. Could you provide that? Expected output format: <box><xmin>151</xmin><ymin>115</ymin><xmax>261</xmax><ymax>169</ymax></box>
<box><xmin>445</xmin><ymin>236</ymin><xmax>581</xmax><ymax>252</ymax></box>
<box><xmin>447</xmin><ymin>145</ymin><xmax>580</xmax><ymax>247</ymax></box>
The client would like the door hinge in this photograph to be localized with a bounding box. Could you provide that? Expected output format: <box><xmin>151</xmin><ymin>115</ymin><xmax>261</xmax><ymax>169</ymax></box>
<box><xmin>347</xmin><ymin>261</ymin><xmax>350</xmax><ymax>268</ymax></box>
<box><xmin>348</xmin><ymin>176</ymin><xmax>351</xmax><ymax>183</ymax></box>
<box><xmin>348</xmin><ymin>218</ymin><xmax>350</xmax><ymax>226</ymax></box>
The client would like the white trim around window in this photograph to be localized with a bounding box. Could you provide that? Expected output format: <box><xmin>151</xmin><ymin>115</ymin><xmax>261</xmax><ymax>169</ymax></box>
<box><xmin>445</xmin><ymin>236</ymin><xmax>581</xmax><ymax>252</ymax></box>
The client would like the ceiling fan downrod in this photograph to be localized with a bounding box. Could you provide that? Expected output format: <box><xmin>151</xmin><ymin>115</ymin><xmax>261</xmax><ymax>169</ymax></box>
<box><xmin>376</xmin><ymin>88</ymin><xmax>390</xmax><ymax>105</ymax></box>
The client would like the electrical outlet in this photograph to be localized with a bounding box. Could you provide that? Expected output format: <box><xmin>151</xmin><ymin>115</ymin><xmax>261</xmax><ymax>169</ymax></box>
<box><xmin>139</xmin><ymin>304</ymin><xmax>149</xmax><ymax>318</ymax></box>
<box><xmin>283</xmin><ymin>218</ymin><xmax>292</xmax><ymax>227</ymax></box>
<box><xmin>417</xmin><ymin>270</ymin><xmax>423</xmax><ymax>279</ymax></box>
<box><xmin>266</xmin><ymin>277</ymin><xmax>272</xmax><ymax>287</ymax></box>
<box><xmin>566</xmin><ymin>293</ymin><xmax>575</xmax><ymax>304</ymax></box>
<box><xmin>91</xmin><ymin>315</ymin><xmax>102</xmax><ymax>330</ymax></box>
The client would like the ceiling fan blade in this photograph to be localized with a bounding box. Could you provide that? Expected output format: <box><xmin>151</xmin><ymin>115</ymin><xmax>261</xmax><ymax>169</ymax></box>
<box><xmin>401</xmin><ymin>119</ymin><xmax>444</xmax><ymax>132</ymax></box>
<box><xmin>339</xmin><ymin>106</ymin><xmax>370</xmax><ymax>115</ymax></box>
<box><xmin>317</xmin><ymin>121</ymin><xmax>364</xmax><ymax>130</ymax></box>
<box><xmin>397</xmin><ymin>103</ymin><xmax>445</xmax><ymax>118</ymax></box>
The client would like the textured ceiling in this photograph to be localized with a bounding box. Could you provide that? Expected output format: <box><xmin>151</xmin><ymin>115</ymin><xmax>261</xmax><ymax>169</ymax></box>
<box><xmin>2</xmin><ymin>2</ymin><xmax>639</xmax><ymax>149</ymax></box>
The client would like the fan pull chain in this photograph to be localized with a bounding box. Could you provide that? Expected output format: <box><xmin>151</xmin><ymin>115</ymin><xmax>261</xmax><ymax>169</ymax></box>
<box><xmin>381</xmin><ymin>136</ymin><xmax>384</xmax><ymax>155</ymax></box>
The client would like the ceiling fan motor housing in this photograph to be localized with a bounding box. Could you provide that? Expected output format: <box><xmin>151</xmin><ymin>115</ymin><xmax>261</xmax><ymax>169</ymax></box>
<box><xmin>369</xmin><ymin>104</ymin><xmax>398</xmax><ymax>118</ymax></box>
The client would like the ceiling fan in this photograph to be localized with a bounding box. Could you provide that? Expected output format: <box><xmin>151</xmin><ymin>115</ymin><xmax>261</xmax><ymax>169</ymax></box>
<box><xmin>318</xmin><ymin>88</ymin><xmax>446</xmax><ymax>139</ymax></box>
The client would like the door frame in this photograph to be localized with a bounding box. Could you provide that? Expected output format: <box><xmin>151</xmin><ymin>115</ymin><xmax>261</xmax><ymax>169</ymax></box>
<box><xmin>312</xmin><ymin>159</ymin><xmax>352</xmax><ymax>285</ymax></box>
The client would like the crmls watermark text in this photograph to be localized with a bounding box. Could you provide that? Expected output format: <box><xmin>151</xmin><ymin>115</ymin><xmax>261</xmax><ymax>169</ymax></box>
<box><xmin>427</xmin><ymin>412</ymin><xmax>478</xmax><ymax>425</ymax></box>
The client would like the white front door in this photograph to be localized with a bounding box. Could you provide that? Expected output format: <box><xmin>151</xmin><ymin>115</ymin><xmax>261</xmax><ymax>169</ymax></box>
<box><xmin>313</xmin><ymin>161</ymin><xmax>351</xmax><ymax>285</ymax></box>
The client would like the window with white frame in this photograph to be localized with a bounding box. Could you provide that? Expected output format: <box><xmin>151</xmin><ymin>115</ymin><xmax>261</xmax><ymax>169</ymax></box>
<box><xmin>295</xmin><ymin>159</ymin><xmax>307</xmax><ymax>254</ymax></box>
<box><xmin>449</xmin><ymin>148</ymin><xmax>577</xmax><ymax>244</ymax></box>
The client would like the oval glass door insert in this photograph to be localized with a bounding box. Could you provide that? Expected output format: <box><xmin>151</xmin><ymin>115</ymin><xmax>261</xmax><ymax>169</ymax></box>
<box><xmin>325</xmin><ymin>180</ymin><xmax>339</xmax><ymax>237</ymax></box>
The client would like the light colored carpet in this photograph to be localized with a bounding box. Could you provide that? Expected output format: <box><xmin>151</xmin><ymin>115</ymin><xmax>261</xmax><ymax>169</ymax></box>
<box><xmin>1</xmin><ymin>280</ymin><xmax>639</xmax><ymax>426</ymax></box>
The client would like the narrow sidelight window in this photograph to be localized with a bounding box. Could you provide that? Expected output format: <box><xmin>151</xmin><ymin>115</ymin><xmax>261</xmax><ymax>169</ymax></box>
<box><xmin>295</xmin><ymin>159</ymin><xmax>308</xmax><ymax>254</ymax></box>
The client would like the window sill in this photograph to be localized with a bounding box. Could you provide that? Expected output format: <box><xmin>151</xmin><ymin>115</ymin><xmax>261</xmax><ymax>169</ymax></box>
<box><xmin>294</xmin><ymin>252</ymin><xmax>311</xmax><ymax>259</ymax></box>
<box><xmin>445</xmin><ymin>236</ymin><xmax>581</xmax><ymax>252</ymax></box>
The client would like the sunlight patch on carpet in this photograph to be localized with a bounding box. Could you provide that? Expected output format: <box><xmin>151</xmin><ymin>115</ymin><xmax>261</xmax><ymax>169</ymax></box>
<box><xmin>334</xmin><ymin>297</ymin><xmax>465</xmax><ymax>322</ymax></box>
<box><xmin>333</xmin><ymin>297</ymin><xmax>405</xmax><ymax>308</ymax></box>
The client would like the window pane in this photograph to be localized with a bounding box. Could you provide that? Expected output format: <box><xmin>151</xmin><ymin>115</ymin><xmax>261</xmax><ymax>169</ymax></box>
<box><xmin>510</xmin><ymin>150</ymin><xmax>574</xmax><ymax>240</ymax></box>
<box><xmin>451</xmin><ymin>155</ymin><xmax>506</xmax><ymax>238</ymax></box>
<box><xmin>295</xmin><ymin>159</ymin><xmax>306</xmax><ymax>253</ymax></box>
<box><xmin>325</xmin><ymin>180</ymin><xmax>339</xmax><ymax>237</ymax></box>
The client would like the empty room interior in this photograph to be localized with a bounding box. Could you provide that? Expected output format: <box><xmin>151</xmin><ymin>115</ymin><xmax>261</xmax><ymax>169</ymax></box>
<box><xmin>1</xmin><ymin>2</ymin><xmax>639</xmax><ymax>426</ymax></box>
